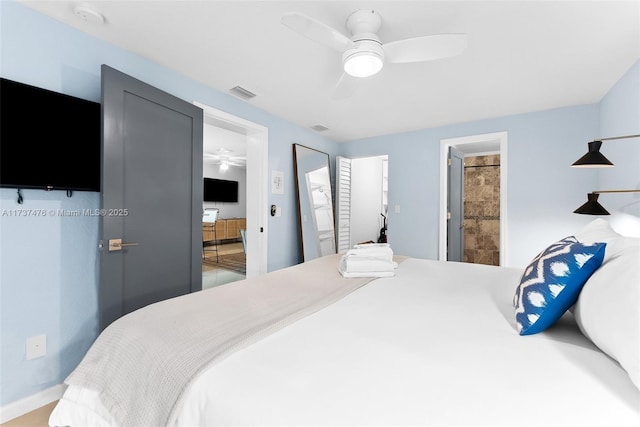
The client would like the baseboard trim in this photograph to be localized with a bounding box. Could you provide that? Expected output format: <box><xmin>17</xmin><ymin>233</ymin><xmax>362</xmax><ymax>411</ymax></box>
<box><xmin>0</xmin><ymin>384</ymin><xmax>65</xmax><ymax>424</ymax></box>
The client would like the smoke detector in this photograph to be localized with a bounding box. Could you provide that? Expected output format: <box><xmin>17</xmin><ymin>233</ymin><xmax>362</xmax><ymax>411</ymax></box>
<box><xmin>73</xmin><ymin>5</ymin><xmax>105</xmax><ymax>25</ymax></box>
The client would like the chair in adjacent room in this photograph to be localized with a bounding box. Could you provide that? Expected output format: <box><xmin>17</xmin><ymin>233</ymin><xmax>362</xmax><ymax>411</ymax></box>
<box><xmin>240</xmin><ymin>228</ymin><xmax>247</xmax><ymax>254</ymax></box>
<box><xmin>203</xmin><ymin>208</ymin><xmax>219</xmax><ymax>262</ymax></box>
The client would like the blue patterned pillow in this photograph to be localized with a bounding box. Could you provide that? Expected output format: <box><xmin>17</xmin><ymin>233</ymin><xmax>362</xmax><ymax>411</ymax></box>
<box><xmin>514</xmin><ymin>236</ymin><xmax>606</xmax><ymax>335</ymax></box>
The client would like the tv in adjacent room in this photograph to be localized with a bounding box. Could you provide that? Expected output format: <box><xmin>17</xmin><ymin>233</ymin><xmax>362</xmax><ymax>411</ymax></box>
<box><xmin>0</xmin><ymin>78</ymin><xmax>101</xmax><ymax>192</ymax></box>
<box><xmin>204</xmin><ymin>177</ymin><xmax>239</xmax><ymax>203</ymax></box>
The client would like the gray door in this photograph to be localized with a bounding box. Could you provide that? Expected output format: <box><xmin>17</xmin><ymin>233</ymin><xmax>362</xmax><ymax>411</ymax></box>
<box><xmin>99</xmin><ymin>65</ymin><xmax>203</xmax><ymax>330</ymax></box>
<box><xmin>447</xmin><ymin>146</ymin><xmax>465</xmax><ymax>262</ymax></box>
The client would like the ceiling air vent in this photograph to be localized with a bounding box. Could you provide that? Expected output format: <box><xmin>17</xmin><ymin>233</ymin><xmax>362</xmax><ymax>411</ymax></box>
<box><xmin>229</xmin><ymin>85</ymin><xmax>256</xmax><ymax>100</ymax></box>
<box><xmin>311</xmin><ymin>124</ymin><xmax>329</xmax><ymax>132</ymax></box>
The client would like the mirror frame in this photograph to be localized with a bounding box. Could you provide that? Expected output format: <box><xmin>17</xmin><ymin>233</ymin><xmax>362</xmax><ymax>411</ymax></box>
<box><xmin>293</xmin><ymin>144</ymin><xmax>337</xmax><ymax>262</ymax></box>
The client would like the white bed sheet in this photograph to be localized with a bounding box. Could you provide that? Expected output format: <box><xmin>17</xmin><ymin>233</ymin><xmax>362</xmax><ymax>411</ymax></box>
<box><xmin>51</xmin><ymin>258</ymin><xmax>640</xmax><ymax>426</ymax></box>
<box><xmin>176</xmin><ymin>258</ymin><xmax>639</xmax><ymax>426</ymax></box>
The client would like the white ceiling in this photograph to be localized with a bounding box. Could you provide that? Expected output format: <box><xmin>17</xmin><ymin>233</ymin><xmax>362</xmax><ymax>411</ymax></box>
<box><xmin>19</xmin><ymin>1</ymin><xmax>640</xmax><ymax>143</ymax></box>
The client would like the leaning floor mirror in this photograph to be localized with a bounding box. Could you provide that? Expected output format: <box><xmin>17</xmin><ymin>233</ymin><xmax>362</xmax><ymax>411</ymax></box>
<box><xmin>293</xmin><ymin>144</ymin><xmax>337</xmax><ymax>262</ymax></box>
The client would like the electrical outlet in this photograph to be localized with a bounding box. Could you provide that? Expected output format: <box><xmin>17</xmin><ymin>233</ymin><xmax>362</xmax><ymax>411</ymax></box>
<box><xmin>26</xmin><ymin>334</ymin><xmax>46</xmax><ymax>360</ymax></box>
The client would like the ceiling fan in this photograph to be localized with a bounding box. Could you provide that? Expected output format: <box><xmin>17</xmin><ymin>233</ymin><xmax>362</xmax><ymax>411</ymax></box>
<box><xmin>281</xmin><ymin>9</ymin><xmax>467</xmax><ymax>99</ymax></box>
<box><xmin>203</xmin><ymin>153</ymin><xmax>245</xmax><ymax>169</ymax></box>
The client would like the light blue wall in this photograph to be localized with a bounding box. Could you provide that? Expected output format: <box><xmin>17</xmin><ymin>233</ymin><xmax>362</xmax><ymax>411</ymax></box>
<box><xmin>0</xmin><ymin>190</ymin><xmax>99</xmax><ymax>405</ymax></box>
<box><xmin>338</xmin><ymin>60</ymin><xmax>639</xmax><ymax>260</ymax></box>
<box><xmin>340</xmin><ymin>104</ymin><xmax>601</xmax><ymax>267</ymax></box>
<box><xmin>0</xmin><ymin>1</ymin><xmax>337</xmax><ymax>405</ymax></box>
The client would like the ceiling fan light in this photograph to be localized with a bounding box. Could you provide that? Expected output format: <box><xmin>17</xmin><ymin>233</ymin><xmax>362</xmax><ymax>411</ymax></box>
<box><xmin>344</xmin><ymin>51</ymin><xmax>383</xmax><ymax>78</ymax></box>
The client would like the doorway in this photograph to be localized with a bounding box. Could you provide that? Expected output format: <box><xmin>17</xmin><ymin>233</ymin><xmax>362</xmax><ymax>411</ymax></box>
<box><xmin>439</xmin><ymin>132</ymin><xmax>508</xmax><ymax>266</ymax></box>
<box><xmin>336</xmin><ymin>155</ymin><xmax>388</xmax><ymax>251</ymax></box>
<box><xmin>194</xmin><ymin>102</ymin><xmax>269</xmax><ymax>280</ymax></box>
<box><xmin>202</xmin><ymin>121</ymin><xmax>248</xmax><ymax>288</ymax></box>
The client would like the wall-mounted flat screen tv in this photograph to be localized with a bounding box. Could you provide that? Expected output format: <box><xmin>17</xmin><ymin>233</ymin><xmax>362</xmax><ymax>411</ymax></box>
<box><xmin>0</xmin><ymin>78</ymin><xmax>101</xmax><ymax>192</ymax></box>
<box><xmin>204</xmin><ymin>177</ymin><xmax>238</xmax><ymax>203</ymax></box>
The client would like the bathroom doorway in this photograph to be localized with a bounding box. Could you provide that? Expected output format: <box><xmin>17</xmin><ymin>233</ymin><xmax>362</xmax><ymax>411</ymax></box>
<box><xmin>439</xmin><ymin>132</ymin><xmax>508</xmax><ymax>266</ymax></box>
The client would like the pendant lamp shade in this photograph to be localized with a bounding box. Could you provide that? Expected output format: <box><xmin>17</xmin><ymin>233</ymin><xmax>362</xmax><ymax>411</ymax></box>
<box><xmin>571</xmin><ymin>135</ymin><xmax>640</xmax><ymax>214</ymax></box>
<box><xmin>574</xmin><ymin>193</ymin><xmax>610</xmax><ymax>215</ymax></box>
<box><xmin>571</xmin><ymin>141</ymin><xmax>613</xmax><ymax>168</ymax></box>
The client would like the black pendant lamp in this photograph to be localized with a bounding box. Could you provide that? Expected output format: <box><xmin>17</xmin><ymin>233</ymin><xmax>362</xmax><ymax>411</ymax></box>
<box><xmin>571</xmin><ymin>134</ymin><xmax>640</xmax><ymax>167</ymax></box>
<box><xmin>573</xmin><ymin>193</ymin><xmax>610</xmax><ymax>215</ymax></box>
<box><xmin>571</xmin><ymin>141</ymin><xmax>613</xmax><ymax>168</ymax></box>
<box><xmin>571</xmin><ymin>134</ymin><xmax>640</xmax><ymax>214</ymax></box>
<box><xmin>574</xmin><ymin>190</ymin><xmax>640</xmax><ymax>215</ymax></box>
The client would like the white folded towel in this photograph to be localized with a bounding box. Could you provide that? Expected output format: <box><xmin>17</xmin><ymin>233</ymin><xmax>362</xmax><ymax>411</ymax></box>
<box><xmin>353</xmin><ymin>243</ymin><xmax>391</xmax><ymax>249</ymax></box>
<box><xmin>346</xmin><ymin>243</ymin><xmax>393</xmax><ymax>260</ymax></box>
<box><xmin>338</xmin><ymin>243</ymin><xmax>397</xmax><ymax>278</ymax></box>
<box><xmin>338</xmin><ymin>269</ymin><xmax>395</xmax><ymax>278</ymax></box>
<box><xmin>341</xmin><ymin>256</ymin><xmax>398</xmax><ymax>273</ymax></box>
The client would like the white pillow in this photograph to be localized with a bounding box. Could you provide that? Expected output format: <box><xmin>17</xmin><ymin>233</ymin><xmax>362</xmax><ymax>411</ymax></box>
<box><xmin>574</xmin><ymin>218</ymin><xmax>624</xmax><ymax>262</ymax></box>
<box><xmin>574</xmin><ymin>219</ymin><xmax>640</xmax><ymax>390</ymax></box>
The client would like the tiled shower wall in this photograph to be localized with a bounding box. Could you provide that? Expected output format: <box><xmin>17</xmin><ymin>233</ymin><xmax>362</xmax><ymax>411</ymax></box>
<box><xmin>464</xmin><ymin>154</ymin><xmax>500</xmax><ymax>265</ymax></box>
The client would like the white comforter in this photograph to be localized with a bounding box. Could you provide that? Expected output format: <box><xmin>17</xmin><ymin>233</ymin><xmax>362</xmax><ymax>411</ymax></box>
<box><xmin>51</xmin><ymin>257</ymin><xmax>640</xmax><ymax>426</ymax></box>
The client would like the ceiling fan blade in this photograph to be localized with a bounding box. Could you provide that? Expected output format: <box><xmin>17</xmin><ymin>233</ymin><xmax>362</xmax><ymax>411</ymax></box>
<box><xmin>332</xmin><ymin>73</ymin><xmax>360</xmax><ymax>100</ymax></box>
<box><xmin>383</xmin><ymin>33</ymin><xmax>467</xmax><ymax>63</ymax></box>
<box><xmin>282</xmin><ymin>12</ymin><xmax>355</xmax><ymax>53</ymax></box>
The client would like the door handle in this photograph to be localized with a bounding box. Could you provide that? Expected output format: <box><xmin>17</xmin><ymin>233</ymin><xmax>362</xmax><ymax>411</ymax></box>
<box><xmin>108</xmin><ymin>238</ymin><xmax>140</xmax><ymax>252</ymax></box>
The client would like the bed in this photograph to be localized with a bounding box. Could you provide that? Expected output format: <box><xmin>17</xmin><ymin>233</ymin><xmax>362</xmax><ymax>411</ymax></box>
<box><xmin>49</xmin><ymin>219</ymin><xmax>640</xmax><ymax>426</ymax></box>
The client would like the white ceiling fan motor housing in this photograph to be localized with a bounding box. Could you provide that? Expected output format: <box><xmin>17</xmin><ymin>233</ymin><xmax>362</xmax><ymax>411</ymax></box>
<box><xmin>343</xmin><ymin>10</ymin><xmax>385</xmax><ymax>78</ymax></box>
<box><xmin>345</xmin><ymin>9</ymin><xmax>382</xmax><ymax>35</ymax></box>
